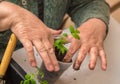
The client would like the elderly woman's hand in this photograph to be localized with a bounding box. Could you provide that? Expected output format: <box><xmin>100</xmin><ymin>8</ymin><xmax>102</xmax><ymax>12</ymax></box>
<box><xmin>0</xmin><ymin>1</ymin><xmax>62</xmax><ymax>72</ymax></box>
<box><xmin>63</xmin><ymin>18</ymin><xmax>107</xmax><ymax>71</ymax></box>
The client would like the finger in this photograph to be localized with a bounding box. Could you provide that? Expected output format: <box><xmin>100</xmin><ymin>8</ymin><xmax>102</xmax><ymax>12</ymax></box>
<box><xmin>99</xmin><ymin>49</ymin><xmax>107</xmax><ymax>71</ymax></box>
<box><xmin>89</xmin><ymin>47</ymin><xmax>98</xmax><ymax>70</ymax></box>
<box><xmin>48</xmin><ymin>36</ymin><xmax>54</xmax><ymax>46</ymax></box>
<box><xmin>33</xmin><ymin>39</ymin><xmax>54</xmax><ymax>72</ymax></box>
<box><xmin>21</xmin><ymin>39</ymin><xmax>36</xmax><ymax>67</ymax></box>
<box><xmin>73</xmin><ymin>44</ymin><xmax>89</xmax><ymax>70</ymax></box>
<box><xmin>49</xmin><ymin>29</ymin><xmax>62</xmax><ymax>35</ymax></box>
<box><xmin>63</xmin><ymin>41</ymin><xmax>80</xmax><ymax>62</ymax></box>
<box><xmin>43</xmin><ymin>39</ymin><xmax>60</xmax><ymax>71</ymax></box>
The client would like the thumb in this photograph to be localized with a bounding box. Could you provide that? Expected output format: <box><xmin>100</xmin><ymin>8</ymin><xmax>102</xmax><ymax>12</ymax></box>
<box><xmin>49</xmin><ymin>29</ymin><xmax>62</xmax><ymax>35</ymax></box>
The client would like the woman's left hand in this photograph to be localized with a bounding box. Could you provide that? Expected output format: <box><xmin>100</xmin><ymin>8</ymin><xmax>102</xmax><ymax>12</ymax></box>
<box><xmin>63</xmin><ymin>18</ymin><xmax>107</xmax><ymax>71</ymax></box>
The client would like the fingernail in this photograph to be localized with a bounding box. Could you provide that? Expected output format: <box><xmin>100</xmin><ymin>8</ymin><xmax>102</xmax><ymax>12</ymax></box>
<box><xmin>47</xmin><ymin>65</ymin><xmax>54</xmax><ymax>72</ymax></box>
<box><xmin>73</xmin><ymin>63</ymin><xmax>80</xmax><ymax>70</ymax></box>
<box><xmin>31</xmin><ymin>62</ymin><xmax>36</xmax><ymax>67</ymax></box>
<box><xmin>89</xmin><ymin>64</ymin><xmax>95</xmax><ymax>70</ymax></box>
<box><xmin>102</xmin><ymin>66</ymin><xmax>107</xmax><ymax>71</ymax></box>
<box><xmin>55</xmin><ymin>66</ymin><xmax>60</xmax><ymax>72</ymax></box>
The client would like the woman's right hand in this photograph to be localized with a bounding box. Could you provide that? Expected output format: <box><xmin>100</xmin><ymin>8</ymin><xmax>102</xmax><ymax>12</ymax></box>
<box><xmin>0</xmin><ymin>1</ymin><xmax>62</xmax><ymax>72</ymax></box>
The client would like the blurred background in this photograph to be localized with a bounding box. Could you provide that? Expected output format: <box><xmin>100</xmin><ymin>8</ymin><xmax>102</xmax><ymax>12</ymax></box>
<box><xmin>106</xmin><ymin>0</ymin><xmax>120</xmax><ymax>23</ymax></box>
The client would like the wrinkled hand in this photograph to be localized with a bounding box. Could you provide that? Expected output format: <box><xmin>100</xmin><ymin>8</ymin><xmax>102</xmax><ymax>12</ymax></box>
<box><xmin>0</xmin><ymin>1</ymin><xmax>62</xmax><ymax>72</ymax></box>
<box><xmin>63</xmin><ymin>18</ymin><xmax>107</xmax><ymax>71</ymax></box>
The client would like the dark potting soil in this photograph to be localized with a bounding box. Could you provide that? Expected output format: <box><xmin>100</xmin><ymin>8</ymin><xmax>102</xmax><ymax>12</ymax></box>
<box><xmin>55</xmin><ymin>47</ymin><xmax>66</xmax><ymax>61</ymax></box>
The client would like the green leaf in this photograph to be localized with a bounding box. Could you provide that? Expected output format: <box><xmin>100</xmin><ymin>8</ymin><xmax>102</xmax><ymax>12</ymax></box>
<box><xmin>62</xmin><ymin>33</ymin><xmax>68</xmax><ymax>37</ymax></box>
<box><xmin>36</xmin><ymin>67</ymin><xmax>44</xmax><ymax>78</ymax></box>
<box><xmin>60</xmin><ymin>39</ymin><xmax>66</xmax><ymax>44</ymax></box>
<box><xmin>72</xmin><ymin>33</ymin><xmax>80</xmax><ymax>40</ymax></box>
<box><xmin>54</xmin><ymin>38</ymin><xmax>67</xmax><ymax>50</ymax></box>
<box><xmin>23</xmin><ymin>80</ymin><xmax>30</xmax><ymax>84</ymax></box>
<box><xmin>57</xmin><ymin>45</ymin><xmax>67</xmax><ymax>54</ymax></box>
<box><xmin>75</xmin><ymin>29</ymin><xmax>80</xmax><ymax>34</ymax></box>
<box><xmin>25</xmin><ymin>74</ymin><xmax>31</xmax><ymax>79</ymax></box>
<box><xmin>21</xmin><ymin>66</ymin><xmax>48</xmax><ymax>84</ymax></box>
<box><xmin>39</xmin><ymin>71</ymin><xmax>44</xmax><ymax>78</ymax></box>
<box><xmin>30</xmin><ymin>79</ymin><xmax>36</xmax><ymax>84</ymax></box>
<box><xmin>69</xmin><ymin>25</ymin><xmax>75</xmax><ymax>33</ymax></box>
<box><xmin>54</xmin><ymin>39</ymin><xmax>61</xmax><ymax>47</ymax></box>
<box><xmin>61</xmin><ymin>46</ymin><xmax>65</xmax><ymax>54</ymax></box>
<box><xmin>40</xmin><ymin>80</ymin><xmax>48</xmax><ymax>84</ymax></box>
<box><xmin>69</xmin><ymin>25</ymin><xmax>80</xmax><ymax>40</ymax></box>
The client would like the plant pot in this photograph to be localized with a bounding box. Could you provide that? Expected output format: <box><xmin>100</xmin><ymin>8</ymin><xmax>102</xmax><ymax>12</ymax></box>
<box><xmin>37</xmin><ymin>48</ymin><xmax>72</xmax><ymax>84</ymax></box>
<box><xmin>38</xmin><ymin>61</ymin><xmax>72</xmax><ymax>84</ymax></box>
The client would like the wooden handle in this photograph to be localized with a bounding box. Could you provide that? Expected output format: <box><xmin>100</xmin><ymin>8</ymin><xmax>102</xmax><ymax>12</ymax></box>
<box><xmin>0</xmin><ymin>34</ymin><xmax>17</xmax><ymax>77</ymax></box>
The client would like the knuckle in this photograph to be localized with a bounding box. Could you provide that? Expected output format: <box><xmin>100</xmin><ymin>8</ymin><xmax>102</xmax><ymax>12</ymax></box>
<box><xmin>76</xmin><ymin>58</ymin><xmax>82</xmax><ymax>64</ymax></box>
<box><xmin>38</xmin><ymin>46</ymin><xmax>46</xmax><ymax>52</ymax></box>
<box><xmin>91</xmin><ymin>49</ymin><xmax>98</xmax><ymax>55</ymax></box>
<box><xmin>26</xmin><ymin>46</ymin><xmax>33</xmax><ymax>53</ymax></box>
<box><xmin>81</xmin><ymin>48</ymin><xmax>87</xmax><ymax>55</ymax></box>
<box><xmin>69</xmin><ymin>49</ymin><xmax>75</xmax><ymax>55</ymax></box>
